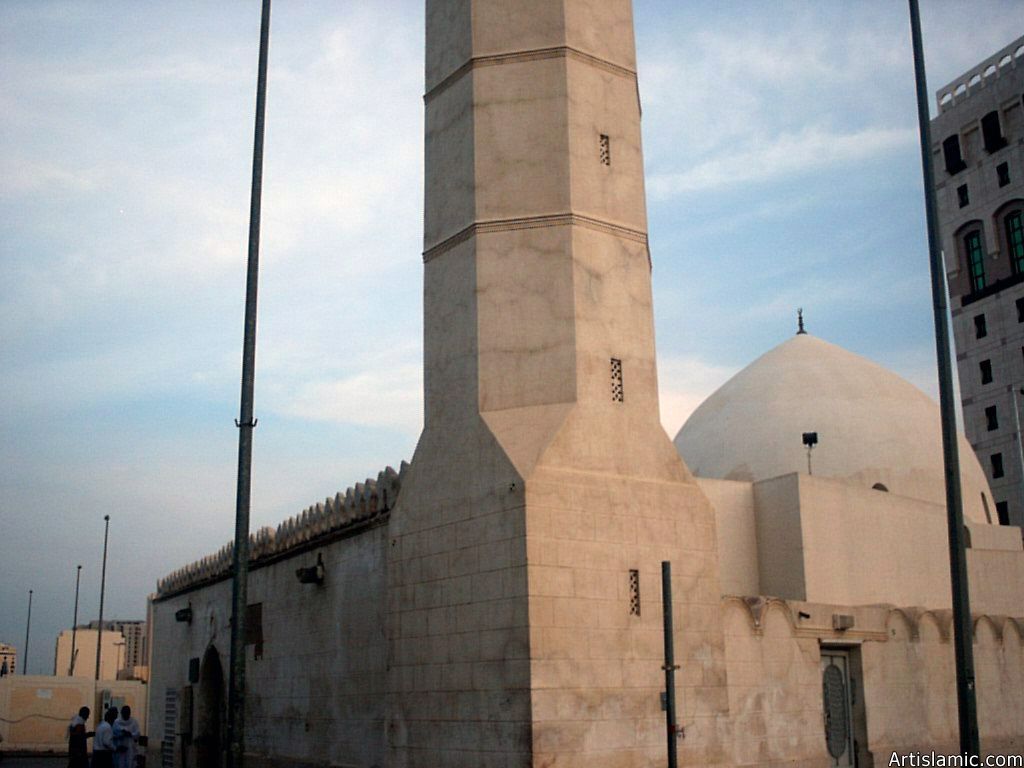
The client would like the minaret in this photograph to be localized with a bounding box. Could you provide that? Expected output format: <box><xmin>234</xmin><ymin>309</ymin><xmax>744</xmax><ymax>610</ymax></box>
<box><xmin>387</xmin><ymin>2</ymin><xmax>729</xmax><ymax>765</ymax></box>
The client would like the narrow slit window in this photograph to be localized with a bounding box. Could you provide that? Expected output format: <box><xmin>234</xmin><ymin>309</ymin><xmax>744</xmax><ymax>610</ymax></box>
<box><xmin>991</xmin><ymin>452</ymin><xmax>1004</xmax><ymax>479</ymax></box>
<box><xmin>981</xmin><ymin>111</ymin><xmax>1007</xmax><ymax>153</ymax></box>
<box><xmin>996</xmin><ymin>501</ymin><xmax>1010</xmax><ymax>526</ymax></box>
<box><xmin>965</xmin><ymin>231</ymin><xmax>985</xmax><ymax>293</ymax></box>
<box><xmin>985</xmin><ymin>405</ymin><xmax>999</xmax><ymax>431</ymax></box>
<box><xmin>599</xmin><ymin>134</ymin><xmax>611</xmax><ymax>166</ymax></box>
<box><xmin>980</xmin><ymin>359</ymin><xmax>992</xmax><ymax>384</ymax></box>
<box><xmin>610</xmin><ymin>357</ymin><xmax>624</xmax><ymax>402</ymax></box>
<box><xmin>1006</xmin><ymin>212</ymin><xmax>1024</xmax><ymax>275</ymax></box>
<box><xmin>957</xmin><ymin>184</ymin><xmax>969</xmax><ymax>208</ymax></box>
<box><xmin>943</xmin><ymin>134</ymin><xmax>966</xmax><ymax>174</ymax></box>
<box><xmin>974</xmin><ymin>313</ymin><xmax>987</xmax><ymax>338</ymax></box>
<box><xmin>1017</xmin><ymin>297</ymin><xmax>1024</xmax><ymax>322</ymax></box>
<box><xmin>997</xmin><ymin>162</ymin><xmax>1010</xmax><ymax>187</ymax></box>
<box><xmin>628</xmin><ymin>569</ymin><xmax>640</xmax><ymax>616</ymax></box>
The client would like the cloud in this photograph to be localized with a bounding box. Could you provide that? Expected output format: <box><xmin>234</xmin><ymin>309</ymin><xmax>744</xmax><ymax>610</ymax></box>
<box><xmin>648</xmin><ymin>125</ymin><xmax>915</xmax><ymax>198</ymax></box>
<box><xmin>657</xmin><ymin>354</ymin><xmax>739</xmax><ymax>436</ymax></box>
<box><xmin>278</xmin><ymin>364</ymin><xmax>423</xmax><ymax>434</ymax></box>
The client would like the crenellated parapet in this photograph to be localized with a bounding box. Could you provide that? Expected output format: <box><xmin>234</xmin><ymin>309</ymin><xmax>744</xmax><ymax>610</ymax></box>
<box><xmin>155</xmin><ymin>461</ymin><xmax>409</xmax><ymax>597</ymax></box>
<box><xmin>937</xmin><ymin>36</ymin><xmax>1024</xmax><ymax>112</ymax></box>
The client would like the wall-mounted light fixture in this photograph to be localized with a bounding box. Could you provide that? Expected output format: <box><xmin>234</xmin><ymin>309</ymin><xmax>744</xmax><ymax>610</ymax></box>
<box><xmin>802</xmin><ymin>432</ymin><xmax>818</xmax><ymax>475</ymax></box>
<box><xmin>296</xmin><ymin>553</ymin><xmax>325</xmax><ymax>586</ymax></box>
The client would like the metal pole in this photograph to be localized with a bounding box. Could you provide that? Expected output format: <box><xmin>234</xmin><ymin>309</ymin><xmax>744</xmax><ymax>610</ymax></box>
<box><xmin>70</xmin><ymin>565</ymin><xmax>82</xmax><ymax>675</ymax></box>
<box><xmin>22</xmin><ymin>590</ymin><xmax>33</xmax><ymax>675</ymax></box>
<box><xmin>228</xmin><ymin>4</ymin><xmax>271</xmax><ymax>768</ymax></box>
<box><xmin>661</xmin><ymin>562</ymin><xmax>679</xmax><ymax>768</ymax></box>
<box><xmin>95</xmin><ymin>514</ymin><xmax>110</xmax><ymax>681</ymax></box>
<box><xmin>1013</xmin><ymin>388</ymin><xmax>1024</xmax><ymax>525</ymax></box>
<box><xmin>907</xmin><ymin>0</ymin><xmax>979</xmax><ymax>756</ymax></box>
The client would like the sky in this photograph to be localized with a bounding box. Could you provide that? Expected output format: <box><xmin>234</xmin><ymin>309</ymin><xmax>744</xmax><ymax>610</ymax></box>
<box><xmin>1</xmin><ymin>1</ymin><xmax>1022</xmax><ymax>674</ymax></box>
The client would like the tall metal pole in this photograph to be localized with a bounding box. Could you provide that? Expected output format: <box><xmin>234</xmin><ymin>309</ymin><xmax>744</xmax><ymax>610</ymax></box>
<box><xmin>22</xmin><ymin>590</ymin><xmax>33</xmax><ymax>675</ymax></box>
<box><xmin>95</xmin><ymin>514</ymin><xmax>110</xmax><ymax>681</ymax></box>
<box><xmin>1012</xmin><ymin>388</ymin><xmax>1024</xmax><ymax>524</ymax></box>
<box><xmin>907</xmin><ymin>0</ymin><xmax>979</xmax><ymax>756</ymax></box>
<box><xmin>227</xmin><ymin>3</ymin><xmax>271</xmax><ymax>768</ymax></box>
<box><xmin>70</xmin><ymin>564</ymin><xmax>82</xmax><ymax>676</ymax></box>
<box><xmin>661</xmin><ymin>562</ymin><xmax>679</xmax><ymax>768</ymax></box>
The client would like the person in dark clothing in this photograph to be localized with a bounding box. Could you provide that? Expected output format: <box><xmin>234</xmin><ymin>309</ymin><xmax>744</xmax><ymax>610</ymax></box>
<box><xmin>68</xmin><ymin>706</ymin><xmax>92</xmax><ymax>768</ymax></box>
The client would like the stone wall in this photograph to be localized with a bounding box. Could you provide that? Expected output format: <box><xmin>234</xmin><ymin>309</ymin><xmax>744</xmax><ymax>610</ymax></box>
<box><xmin>0</xmin><ymin>676</ymin><xmax>146</xmax><ymax>753</ymax></box>
<box><xmin>723</xmin><ymin>597</ymin><xmax>1024</xmax><ymax>766</ymax></box>
<box><xmin>149</xmin><ymin>467</ymin><xmax>401</xmax><ymax>768</ymax></box>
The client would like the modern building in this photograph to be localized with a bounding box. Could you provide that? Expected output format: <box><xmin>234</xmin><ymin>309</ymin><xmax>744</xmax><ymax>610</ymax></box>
<box><xmin>146</xmin><ymin>4</ymin><xmax>1024</xmax><ymax>767</ymax></box>
<box><xmin>933</xmin><ymin>35</ymin><xmax>1024</xmax><ymax>527</ymax></box>
<box><xmin>87</xmin><ymin>620</ymin><xmax>148</xmax><ymax>670</ymax></box>
<box><xmin>53</xmin><ymin>628</ymin><xmax>125</xmax><ymax>680</ymax></box>
<box><xmin>0</xmin><ymin>644</ymin><xmax>16</xmax><ymax>677</ymax></box>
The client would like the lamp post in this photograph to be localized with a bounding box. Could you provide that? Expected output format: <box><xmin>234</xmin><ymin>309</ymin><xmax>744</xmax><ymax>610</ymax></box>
<box><xmin>23</xmin><ymin>589</ymin><xmax>33</xmax><ymax>675</ymax></box>
<box><xmin>95</xmin><ymin>515</ymin><xmax>110</xmax><ymax>681</ymax></box>
<box><xmin>70</xmin><ymin>565</ymin><xmax>82</xmax><ymax>676</ymax></box>
<box><xmin>907</xmin><ymin>0</ymin><xmax>979</xmax><ymax>756</ymax></box>
<box><xmin>227</xmin><ymin>4</ymin><xmax>272</xmax><ymax>768</ymax></box>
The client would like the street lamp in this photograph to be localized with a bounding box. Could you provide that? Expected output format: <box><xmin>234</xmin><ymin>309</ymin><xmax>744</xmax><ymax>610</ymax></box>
<box><xmin>23</xmin><ymin>589</ymin><xmax>33</xmax><ymax>675</ymax></box>
<box><xmin>95</xmin><ymin>515</ymin><xmax>110</xmax><ymax>681</ymax></box>
<box><xmin>70</xmin><ymin>564</ymin><xmax>82</xmax><ymax>676</ymax></box>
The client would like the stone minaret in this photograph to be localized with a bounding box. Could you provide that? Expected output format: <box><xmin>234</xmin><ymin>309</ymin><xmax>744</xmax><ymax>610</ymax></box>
<box><xmin>388</xmin><ymin>2</ymin><xmax>730</xmax><ymax>765</ymax></box>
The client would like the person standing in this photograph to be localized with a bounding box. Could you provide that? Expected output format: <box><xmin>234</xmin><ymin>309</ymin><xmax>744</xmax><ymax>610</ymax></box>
<box><xmin>92</xmin><ymin>708</ymin><xmax>118</xmax><ymax>768</ymax></box>
<box><xmin>113</xmin><ymin>706</ymin><xmax>140</xmax><ymax>768</ymax></box>
<box><xmin>67</xmin><ymin>707</ymin><xmax>92</xmax><ymax>768</ymax></box>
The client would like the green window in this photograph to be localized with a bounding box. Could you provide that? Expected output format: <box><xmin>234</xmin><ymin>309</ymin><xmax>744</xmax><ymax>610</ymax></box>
<box><xmin>1006</xmin><ymin>211</ymin><xmax>1024</xmax><ymax>275</ymax></box>
<box><xmin>965</xmin><ymin>230</ymin><xmax>985</xmax><ymax>292</ymax></box>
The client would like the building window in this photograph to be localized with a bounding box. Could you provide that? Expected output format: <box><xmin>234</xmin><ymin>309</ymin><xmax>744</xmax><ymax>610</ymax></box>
<box><xmin>599</xmin><ymin>134</ymin><xmax>611</xmax><ymax>166</ymax></box>
<box><xmin>981</xmin><ymin>111</ymin><xmax>1007</xmax><ymax>154</ymax></box>
<box><xmin>943</xmin><ymin>134</ymin><xmax>967</xmax><ymax>174</ymax></box>
<box><xmin>957</xmin><ymin>184</ymin><xmax>970</xmax><ymax>208</ymax></box>
<box><xmin>991</xmin><ymin>452</ymin><xmax>1004</xmax><ymax>479</ymax></box>
<box><xmin>1006</xmin><ymin>211</ymin><xmax>1024</xmax><ymax>275</ymax></box>
<box><xmin>997</xmin><ymin>162</ymin><xmax>1010</xmax><ymax>187</ymax></box>
<box><xmin>975</xmin><ymin>313</ymin><xmax>987</xmax><ymax>338</ymax></box>
<box><xmin>996</xmin><ymin>501</ymin><xmax>1009</xmax><ymax>526</ymax></box>
<box><xmin>980</xmin><ymin>359</ymin><xmax>993</xmax><ymax>384</ymax></box>
<box><xmin>985</xmin><ymin>405</ymin><xmax>999</xmax><ymax>431</ymax></box>
<box><xmin>610</xmin><ymin>357</ymin><xmax>624</xmax><ymax>402</ymax></box>
<box><xmin>1017</xmin><ymin>297</ymin><xmax>1024</xmax><ymax>322</ymax></box>
<box><xmin>965</xmin><ymin>230</ymin><xmax>985</xmax><ymax>292</ymax></box>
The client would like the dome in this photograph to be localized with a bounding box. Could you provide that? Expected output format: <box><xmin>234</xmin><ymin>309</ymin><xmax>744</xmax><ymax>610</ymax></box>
<box><xmin>673</xmin><ymin>333</ymin><xmax>994</xmax><ymax>524</ymax></box>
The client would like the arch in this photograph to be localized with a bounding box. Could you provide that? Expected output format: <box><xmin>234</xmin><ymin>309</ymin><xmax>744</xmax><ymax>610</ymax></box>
<box><xmin>196</xmin><ymin>645</ymin><xmax>225</xmax><ymax>768</ymax></box>
<box><xmin>886</xmin><ymin>607</ymin><xmax>920</xmax><ymax>641</ymax></box>
<box><xmin>917</xmin><ymin>609</ymin><xmax>953</xmax><ymax>643</ymax></box>
<box><xmin>999</xmin><ymin>55</ymin><xmax>1012</xmax><ymax>68</ymax></box>
<box><xmin>969</xmin><ymin>73</ymin><xmax>982</xmax><ymax>87</ymax></box>
<box><xmin>954</xmin><ymin>83</ymin><xmax>967</xmax><ymax>96</ymax></box>
<box><xmin>955</xmin><ymin>219</ymin><xmax>987</xmax><ymax>291</ymax></box>
<box><xmin>872</xmin><ymin>482</ymin><xmax>889</xmax><ymax>492</ymax></box>
<box><xmin>983</xmin><ymin>64</ymin><xmax>997</xmax><ymax>78</ymax></box>
<box><xmin>940</xmin><ymin>92</ymin><xmax>953</xmax><ymax>106</ymax></box>
<box><xmin>973</xmin><ymin>614</ymin><xmax>1002</xmax><ymax>642</ymax></box>
<box><xmin>994</xmin><ymin>199</ymin><xmax>1024</xmax><ymax>274</ymax></box>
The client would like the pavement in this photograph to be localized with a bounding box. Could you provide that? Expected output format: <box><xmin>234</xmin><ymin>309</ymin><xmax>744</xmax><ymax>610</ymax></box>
<box><xmin>0</xmin><ymin>757</ymin><xmax>66</xmax><ymax>768</ymax></box>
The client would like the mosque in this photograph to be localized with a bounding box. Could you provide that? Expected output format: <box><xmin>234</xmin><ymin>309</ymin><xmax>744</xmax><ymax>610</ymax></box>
<box><xmin>147</xmin><ymin>2</ymin><xmax>1024</xmax><ymax>767</ymax></box>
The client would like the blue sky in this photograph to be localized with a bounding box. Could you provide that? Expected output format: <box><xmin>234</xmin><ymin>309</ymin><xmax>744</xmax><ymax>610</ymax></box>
<box><xmin>1</xmin><ymin>1</ymin><xmax>1022</xmax><ymax>673</ymax></box>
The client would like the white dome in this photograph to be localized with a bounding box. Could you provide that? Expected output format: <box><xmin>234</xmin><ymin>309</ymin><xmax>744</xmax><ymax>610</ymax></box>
<box><xmin>673</xmin><ymin>334</ymin><xmax>994</xmax><ymax>525</ymax></box>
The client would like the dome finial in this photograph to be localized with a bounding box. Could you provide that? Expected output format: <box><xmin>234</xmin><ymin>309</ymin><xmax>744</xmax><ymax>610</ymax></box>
<box><xmin>796</xmin><ymin>308</ymin><xmax>806</xmax><ymax>335</ymax></box>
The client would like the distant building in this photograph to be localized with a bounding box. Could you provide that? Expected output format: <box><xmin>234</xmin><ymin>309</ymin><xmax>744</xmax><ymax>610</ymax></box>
<box><xmin>0</xmin><ymin>643</ymin><xmax>15</xmax><ymax>676</ymax></box>
<box><xmin>933</xmin><ymin>35</ymin><xmax>1024</xmax><ymax>527</ymax></box>
<box><xmin>87</xmin><ymin>620</ymin><xmax>148</xmax><ymax>670</ymax></box>
<box><xmin>53</xmin><ymin>628</ymin><xmax>125</xmax><ymax>680</ymax></box>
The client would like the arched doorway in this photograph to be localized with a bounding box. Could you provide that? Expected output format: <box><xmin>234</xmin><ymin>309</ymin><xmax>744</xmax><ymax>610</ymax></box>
<box><xmin>195</xmin><ymin>646</ymin><xmax>224</xmax><ymax>768</ymax></box>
